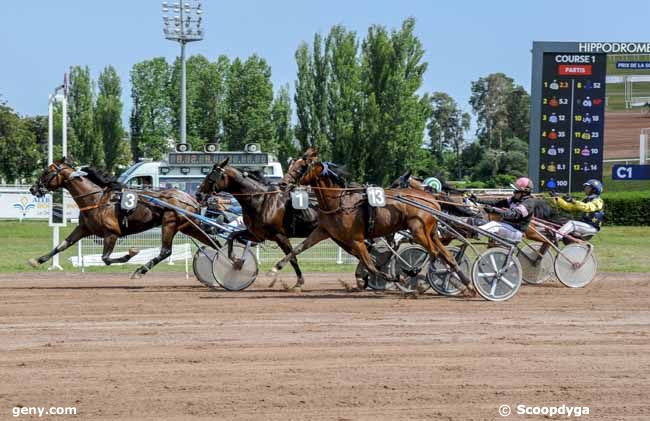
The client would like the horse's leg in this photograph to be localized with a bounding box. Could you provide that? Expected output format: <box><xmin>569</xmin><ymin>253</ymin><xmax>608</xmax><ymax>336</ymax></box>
<box><xmin>100</xmin><ymin>234</ymin><xmax>140</xmax><ymax>265</ymax></box>
<box><xmin>270</xmin><ymin>226</ymin><xmax>330</xmax><ymax>276</ymax></box>
<box><xmin>273</xmin><ymin>234</ymin><xmax>305</xmax><ymax>289</ymax></box>
<box><xmin>131</xmin><ymin>213</ymin><xmax>176</xmax><ymax>279</ymax></box>
<box><xmin>409</xmin><ymin>217</ymin><xmax>474</xmax><ymax>296</ymax></box>
<box><xmin>28</xmin><ymin>224</ymin><xmax>89</xmax><ymax>267</ymax></box>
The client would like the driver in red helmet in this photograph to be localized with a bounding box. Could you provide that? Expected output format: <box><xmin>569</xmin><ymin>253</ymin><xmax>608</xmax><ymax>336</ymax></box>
<box><xmin>471</xmin><ymin>177</ymin><xmax>537</xmax><ymax>242</ymax></box>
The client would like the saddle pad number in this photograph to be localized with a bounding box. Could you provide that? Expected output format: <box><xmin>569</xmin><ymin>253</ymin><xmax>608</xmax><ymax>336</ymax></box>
<box><xmin>121</xmin><ymin>191</ymin><xmax>138</xmax><ymax>211</ymax></box>
<box><xmin>367</xmin><ymin>187</ymin><xmax>386</xmax><ymax>207</ymax></box>
<box><xmin>291</xmin><ymin>190</ymin><xmax>309</xmax><ymax>210</ymax></box>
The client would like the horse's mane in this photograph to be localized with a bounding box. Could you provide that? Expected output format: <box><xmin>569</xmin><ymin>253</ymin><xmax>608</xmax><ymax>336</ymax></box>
<box><xmin>321</xmin><ymin>162</ymin><xmax>350</xmax><ymax>188</ymax></box>
<box><xmin>81</xmin><ymin>167</ymin><xmax>123</xmax><ymax>190</ymax></box>
<box><xmin>242</xmin><ymin>168</ymin><xmax>269</xmax><ymax>185</ymax></box>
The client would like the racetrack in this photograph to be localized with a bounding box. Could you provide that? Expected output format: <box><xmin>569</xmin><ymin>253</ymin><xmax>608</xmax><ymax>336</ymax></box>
<box><xmin>1</xmin><ymin>272</ymin><xmax>649</xmax><ymax>420</ymax></box>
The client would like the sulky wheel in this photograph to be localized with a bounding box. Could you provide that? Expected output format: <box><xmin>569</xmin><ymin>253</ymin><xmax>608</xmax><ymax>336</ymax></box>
<box><xmin>554</xmin><ymin>243</ymin><xmax>597</xmax><ymax>288</ymax></box>
<box><xmin>393</xmin><ymin>244</ymin><xmax>430</xmax><ymax>293</ymax></box>
<box><xmin>193</xmin><ymin>246</ymin><xmax>220</xmax><ymax>288</ymax></box>
<box><xmin>471</xmin><ymin>248</ymin><xmax>522</xmax><ymax>302</ymax></box>
<box><xmin>211</xmin><ymin>243</ymin><xmax>258</xmax><ymax>291</ymax></box>
<box><xmin>426</xmin><ymin>246</ymin><xmax>471</xmax><ymax>296</ymax></box>
<box><xmin>517</xmin><ymin>243</ymin><xmax>554</xmax><ymax>285</ymax></box>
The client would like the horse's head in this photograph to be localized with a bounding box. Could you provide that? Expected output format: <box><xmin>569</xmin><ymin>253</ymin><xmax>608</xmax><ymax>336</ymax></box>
<box><xmin>281</xmin><ymin>148</ymin><xmax>319</xmax><ymax>188</ymax></box>
<box><xmin>196</xmin><ymin>157</ymin><xmax>232</xmax><ymax>203</ymax></box>
<box><xmin>30</xmin><ymin>157</ymin><xmax>76</xmax><ymax>197</ymax></box>
<box><xmin>391</xmin><ymin>169</ymin><xmax>413</xmax><ymax>189</ymax></box>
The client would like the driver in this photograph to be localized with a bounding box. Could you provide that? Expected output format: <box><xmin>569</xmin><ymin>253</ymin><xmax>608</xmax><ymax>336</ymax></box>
<box><xmin>471</xmin><ymin>177</ymin><xmax>537</xmax><ymax>243</ymax></box>
<box><xmin>550</xmin><ymin>179</ymin><xmax>604</xmax><ymax>241</ymax></box>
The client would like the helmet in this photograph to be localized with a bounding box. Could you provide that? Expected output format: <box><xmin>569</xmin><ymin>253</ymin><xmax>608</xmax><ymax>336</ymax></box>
<box><xmin>510</xmin><ymin>177</ymin><xmax>533</xmax><ymax>193</ymax></box>
<box><xmin>423</xmin><ymin>177</ymin><xmax>442</xmax><ymax>193</ymax></box>
<box><xmin>583</xmin><ymin>179</ymin><xmax>603</xmax><ymax>195</ymax></box>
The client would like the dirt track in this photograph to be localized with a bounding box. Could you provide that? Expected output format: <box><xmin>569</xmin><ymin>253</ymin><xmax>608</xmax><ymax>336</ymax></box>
<box><xmin>0</xmin><ymin>272</ymin><xmax>649</xmax><ymax>420</ymax></box>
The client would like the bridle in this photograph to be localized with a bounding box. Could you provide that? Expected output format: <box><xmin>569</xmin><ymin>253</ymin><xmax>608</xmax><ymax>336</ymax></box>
<box><xmin>34</xmin><ymin>162</ymin><xmax>106</xmax><ymax>212</ymax></box>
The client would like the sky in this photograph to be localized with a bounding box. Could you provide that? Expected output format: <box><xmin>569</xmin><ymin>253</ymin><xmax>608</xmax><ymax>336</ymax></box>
<box><xmin>2</xmin><ymin>0</ymin><xmax>650</xmax><ymax>126</ymax></box>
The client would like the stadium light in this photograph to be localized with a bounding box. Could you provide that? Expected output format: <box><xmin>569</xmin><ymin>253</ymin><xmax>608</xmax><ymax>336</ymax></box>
<box><xmin>162</xmin><ymin>0</ymin><xmax>203</xmax><ymax>145</ymax></box>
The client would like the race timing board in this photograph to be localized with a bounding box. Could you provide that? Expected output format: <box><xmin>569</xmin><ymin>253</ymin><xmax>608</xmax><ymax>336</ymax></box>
<box><xmin>530</xmin><ymin>42</ymin><xmax>607</xmax><ymax>193</ymax></box>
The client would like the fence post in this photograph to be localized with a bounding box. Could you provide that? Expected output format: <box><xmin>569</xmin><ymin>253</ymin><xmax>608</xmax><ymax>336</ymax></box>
<box><xmin>78</xmin><ymin>238</ymin><xmax>84</xmax><ymax>273</ymax></box>
<box><xmin>336</xmin><ymin>247</ymin><xmax>343</xmax><ymax>265</ymax></box>
<box><xmin>256</xmin><ymin>244</ymin><xmax>260</xmax><ymax>262</ymax></box>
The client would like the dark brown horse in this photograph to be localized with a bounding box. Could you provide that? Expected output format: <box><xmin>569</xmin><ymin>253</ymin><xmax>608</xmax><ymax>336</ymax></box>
<box><xmin>28</xmin><ymin>158</ymin><xmax>212</xmax><ymax>278</ymax></box>
<box><xmin>195</xmin><ymin>152</ymin><xmax>319</xmax><ymax>288</ymax></box>
<box><xmin>269</xmin><ymin>156</ymin><xmax>474</xmax><ymax>294</ymax></box>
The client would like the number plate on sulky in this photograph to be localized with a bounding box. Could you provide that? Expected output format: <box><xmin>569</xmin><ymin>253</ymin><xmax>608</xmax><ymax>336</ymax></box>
<box><xmin>291</xmin><ymin>190</ymin><xmax>309</xmax><ymax>210</ymax></box>
<box><xmin>366</xmin><ymin>187</ymin><xmax>386</xmax><ymax>207</ymax></box>
<box><xmin>121</xmin><ymin>191</ymin><xmax>138</xmax><ymax>211</ymax></box>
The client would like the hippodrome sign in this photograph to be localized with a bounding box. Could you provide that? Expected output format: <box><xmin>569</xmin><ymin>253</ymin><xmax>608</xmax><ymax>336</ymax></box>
<box><xmin>529</xmin><ymin>42</ymin><xmax>609</xmax><ymax>193</ymax></box>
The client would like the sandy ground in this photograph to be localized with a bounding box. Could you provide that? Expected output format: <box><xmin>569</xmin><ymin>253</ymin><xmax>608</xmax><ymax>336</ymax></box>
<box><xmin>605</xmin><ymin>112</ymin><xmax>650</xmax><ymax>159</ymax></box>
<box><xmin>0</xmin><ymin>271</ymin><xmax>649</xmax><ymax>420</ymax></box>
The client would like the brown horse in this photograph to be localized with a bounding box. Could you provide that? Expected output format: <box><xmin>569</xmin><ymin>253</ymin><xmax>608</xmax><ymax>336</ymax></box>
<box><xmin>28</xmin><ymin>158</ymin><xmax>212</xmax><ymax>278</ymax></box>
<box><xmin>195</xmin><ymin>152</ymin><xmax>319</xmax><ymax>288</ymax></box>
<box><xmin>269</xmin><ymin>157</ymin><xmax>474</xmax><ymax>293</ymax></box>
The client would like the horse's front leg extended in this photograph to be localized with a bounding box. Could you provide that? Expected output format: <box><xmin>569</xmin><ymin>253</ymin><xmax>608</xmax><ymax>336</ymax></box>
<box><xmin>131</xmin><ymin>213</ymin><xmax>175</xmax><ymax>279</ymax></box>
<box><xmin>101</xmin><ymin>234</ymin><xmax>140</xmax><ymax>265</ymax></box>
<box><xmin>28</xmin><ymin>225</ymin><xmax>89</xmax><ymax>267</ymax></box>
<box><xmin>269</xmin><ymin>227</ymin><xmax>330</xmax><ymax>278</ymax></box>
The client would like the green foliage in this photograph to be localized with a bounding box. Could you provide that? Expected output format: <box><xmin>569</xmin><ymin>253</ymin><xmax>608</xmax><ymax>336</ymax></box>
<box><xmin>428</xmin><ymin>92</ymin><xmax>470</xmax><ymax>178</ymax></box>
<box><xmin>469</xmin><ymin>72</ymin><xmax>530</xmax><ymax>150</ymax></box>
<box><xmin>600</xmin><ymin>191</ymin><xmax>650</xmax><ymax>226</ymax></box>
<box><xmin>271</xmin><ymin>85</ymin><xmax>296</xmax><ymax>169</ymax></box>
<box><xmin>169</xmin><ymin>54</ymin><xmax>230</xmax><ymax>150</ymax></box>
<box><xmin>68</xmin><ymin>66</ymin><xmax>103</xmax><ymax>166</ymax></box>
<box><xmin>130</xmin><ymin>57</ymin><xmax>173</xmax><ymax>160</ymax></box>
<box><xmin>95</xmin><ymin>66</ymin><xmax>125</xmax><ymax>173</ymax></box>
<box><xmin>0</xmin><ymin>103</ymin><xmax>41</xmax><ymax>181</ymax></box>
<box><xmin>223</xmin><ymin>55</ymin><xmax>274</xmax><ymax>151</ymax></box>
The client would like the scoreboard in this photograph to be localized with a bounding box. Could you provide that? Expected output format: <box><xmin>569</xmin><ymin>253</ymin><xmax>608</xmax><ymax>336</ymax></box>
<box><xmin>537</xmin><ymin>53</ymin><xmax>606</xmax><ymax>192</ymax></box>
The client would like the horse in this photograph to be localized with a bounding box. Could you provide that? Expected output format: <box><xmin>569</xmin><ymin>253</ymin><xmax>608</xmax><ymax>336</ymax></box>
<box><xmin>195</xmin><ymin>151</ymin><xmax>320</xmax><ymax>289</ymax></box>
<box><xmin>268</xmin><ymin>156</ymin><xmax>475</xmax><ymax>294</ymax></box>
<box><xmin>28</xmin><ymin>158</ymin><xmax>213</xmax><ymax>278</ymax></box>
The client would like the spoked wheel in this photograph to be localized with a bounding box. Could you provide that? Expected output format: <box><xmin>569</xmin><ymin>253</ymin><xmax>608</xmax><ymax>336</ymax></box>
<box><xmin>554</xmin><ymin>243</ymin><xmax>597</xmax><ymax>288</ymax></box>
<box><xmin>471</xmin><ymin>248</ymin><xmax>522</xmax><ymax>302</ymax></box>
<box><xmin>211</xmin><ymin>243</ymin><xmax>258</xmax><ymax>291</ymax></box>
<box><xmin>517</xmin><ymin>243</ymin><xmax>554</xmax><ymax>285</ymax></box>
<box><xmin>427</xmin><ymin>246</ymin><xmax>471</xmax><ymax>296</ymax></box>
<box><xmin>393</xmin><ymin>244</ymin><xmax>430</xmax><ymax>293</ymax></box>
<box><xmin>193</xmin><ymin>246</ymin><xmax>220</xmax><ymax>288</ymax></box>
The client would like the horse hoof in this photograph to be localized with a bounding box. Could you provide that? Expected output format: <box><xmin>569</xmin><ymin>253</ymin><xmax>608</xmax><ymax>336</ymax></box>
<box><xmin>130</xmin><ymin>270</ymin><xmax>143</xmax><ymax>280</ymax></box>
<box><xmin>267</xmin><ymin>278</ymin><xmax>277</xmax><ymax>288</ymax></box>
<box><xmin>290</xmin><ymin>286</ymin><xmax>302</xmax><ymax>293</ymax></box>
<box><xmin>27</xmin><ymin>258</ymin><xmax>39</xmax><ymax>268</ymax></box>
<box><xmin>463</xmin><ymin>287</ymin><xmax>477</xmax><ymax>298</ymax></box>
<box><xmin>128</xmin><ymin>248</ymin><xmax>140</xmax><ymax>257</ymax></box>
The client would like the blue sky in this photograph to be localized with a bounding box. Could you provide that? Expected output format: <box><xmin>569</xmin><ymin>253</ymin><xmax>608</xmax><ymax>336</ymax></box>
<box><xmin>2</xmin><ymin>0</ymin><xmax>650</xmax><ymax>126</ymax></box>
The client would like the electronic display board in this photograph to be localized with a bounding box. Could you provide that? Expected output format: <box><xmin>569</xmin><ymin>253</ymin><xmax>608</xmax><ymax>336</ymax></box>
<box><xmin>167</xmin><ymin>152</ymin><xmax>269</xmax><ymax>166</ymax></box>
<box><xmin>538</xmin><ymin>53</ymin><xmax>606</xmax><ymax>192</ymax></box>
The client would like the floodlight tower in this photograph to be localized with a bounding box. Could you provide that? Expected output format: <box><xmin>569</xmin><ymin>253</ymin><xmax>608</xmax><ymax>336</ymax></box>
<box><xmin>162</xmin><ymin>1</ymin><xmax>204</xmax><ymax>145</ymax></box>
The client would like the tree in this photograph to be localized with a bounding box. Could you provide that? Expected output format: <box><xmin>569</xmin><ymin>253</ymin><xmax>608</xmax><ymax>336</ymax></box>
<box><xmin>427</xmin><ymin>92</ymin><xmax>470</xmax><ymax>178</ymax></box>
<box><xmin>271</xmin><ymin>85</ymin><xmax>296</xmax><ymax>168</ymax></box>
<box><xmin>360</xmin><ymin>18</ymin><xmax>430</xmax><ymax>185</ymax></box>
<box><xmin>325</xmin><ymin>25</ymin><xmax>362</xmax><ymax>168</ymax></box>
<box><xmin>223</xmin><ymin>55</ymin><xmax>274</xmax><ymax>151</ymax></box>
<box><xmin>130</xmin><ymin>58</ymin><xmax>173</xmax><ymax>160</ymax></box>
<box><xmin>0</xmin><ymin>103</ymin><xmax>41</xmax><ymax>182</ymax></box>
<box><xmin>169</xmin><ymin>55</ymin><xmax>230</xmax><ymax>149</ymax></box>
<box><xmin>68</xmin><ymin>66</ymin><xmax>103</xmax><ymax>165</ymax></box>
<box><xmin>469</xmin><ymin>73</ymin><xmax>530</xmax><ymax>150</ymax></box>
<box><xmin>95</xmin><ymin>66</ymin><xmax>125</xmax><ymax>173</ymax></box>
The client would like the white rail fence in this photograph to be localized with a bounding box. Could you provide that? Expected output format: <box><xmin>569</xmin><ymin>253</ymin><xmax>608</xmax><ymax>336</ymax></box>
<box><xmin>69</xmin><ymin>229</ymin><xmax>358</xmax><ymax>274</ymax></box>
